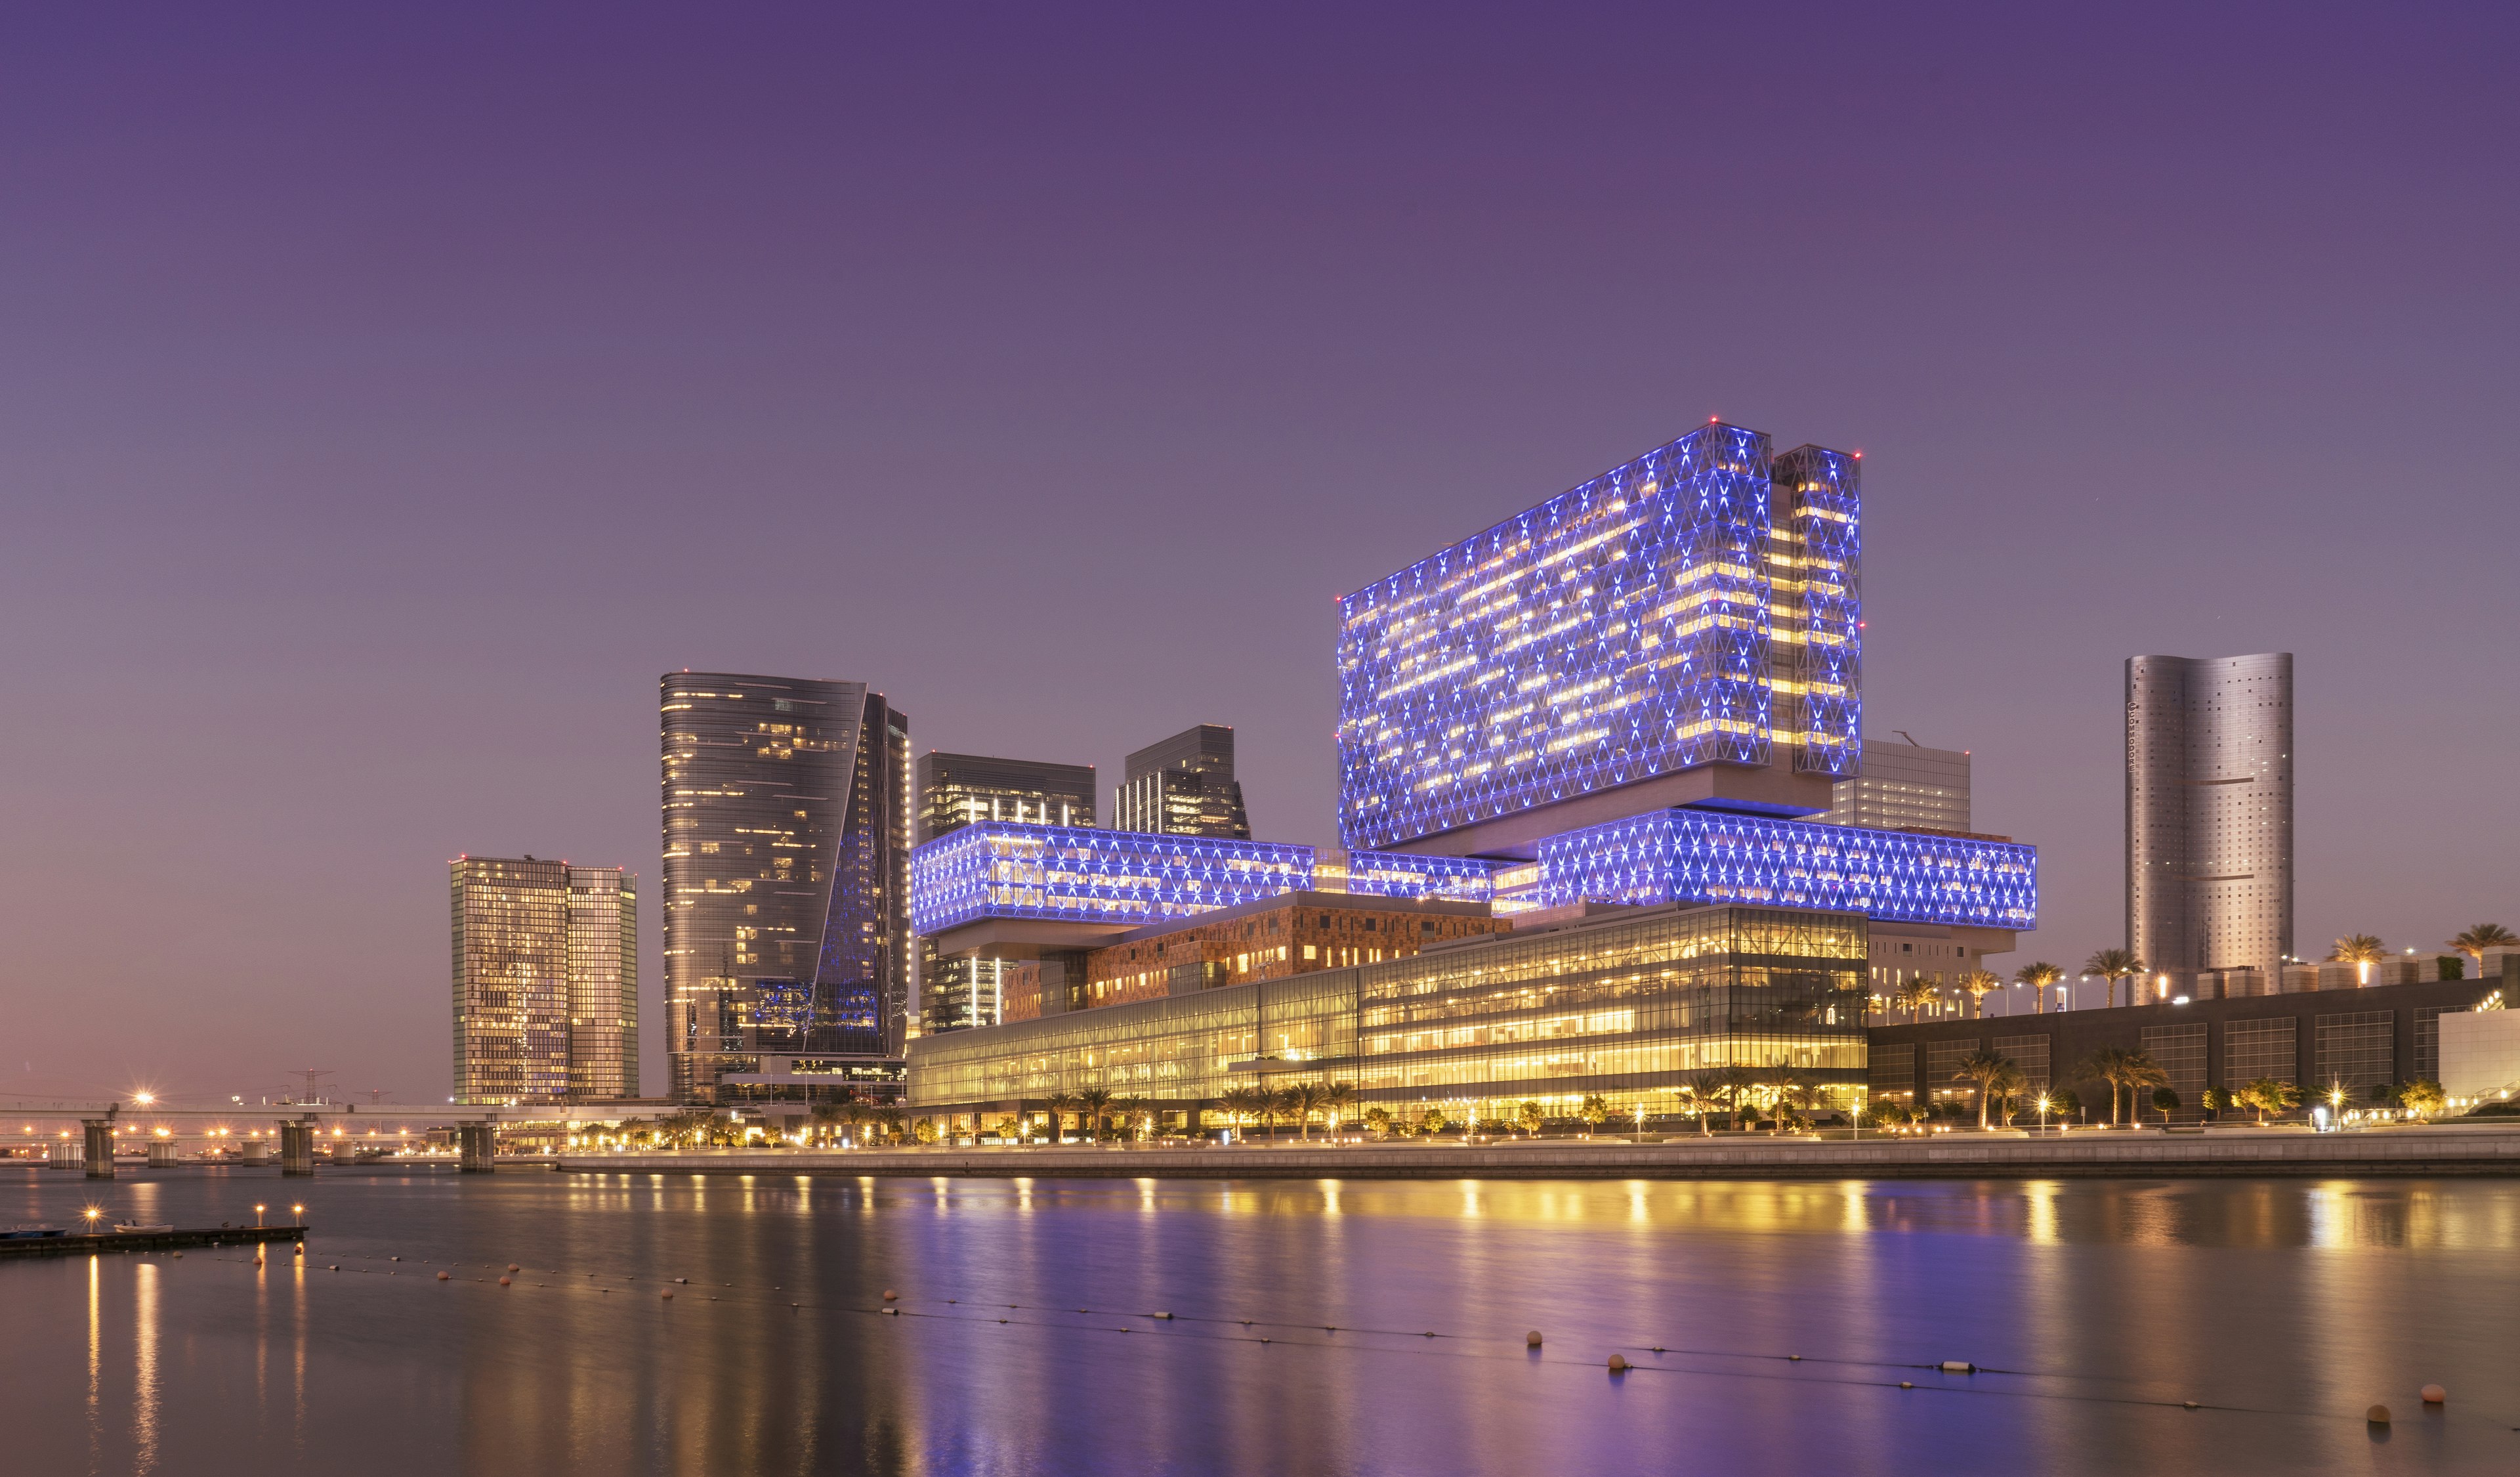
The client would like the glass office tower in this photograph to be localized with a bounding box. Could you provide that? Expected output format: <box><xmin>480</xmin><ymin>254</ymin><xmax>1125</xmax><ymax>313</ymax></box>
<box><xmin>1823</xmin><ymin>740</ymin><xmax>1971</xmax><ymax>832</ymax></box>
<box><xmin>915</xmin><ymin>751</ymin><xmax>1098</xmax><ymax>1033</ymax></box>
<box><xmin>662</xmin><ymin>674</ymin><xmax>911</xmax><ymax>1103</ymax></box>
<box><xmin>451</xmin><ymin>857</ymin><xmax>636</xmax><ymax>1104</ymax></box>
<box><xmin>1335</xmin><ymin>420</ymin><xmax>1860</xmax><ymax>857</ymax></box>
<box><xmin>1115</xmin><ymin>724</ymin><xmax>1251</xmax><ymax>838</ymax></box>
<box><xmin>2126</xmin><ymin>653</ymin><xmax>2294</xmax><ymax>995</ymax></box>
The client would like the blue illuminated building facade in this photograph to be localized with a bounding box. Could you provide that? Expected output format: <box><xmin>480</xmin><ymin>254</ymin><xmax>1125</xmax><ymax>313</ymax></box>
<box><xmin>1335</xmin><ymin>420</ymin><xmax>1860</xmax><ymax>856</ymax></box>
<box><xmin>910</xmin><ymin>821</ymin><xmax>1494</xmax><ymax>938</ymax></box>
<box><xmin>902</xmin><ymin>419</ymin><xmax>2041</xmax><ymax>1127</ymax></box>
<box><xmin>1526</xmin><ymin>809</ymin><xmax>2035</xmax><ymax>930</ymax></box>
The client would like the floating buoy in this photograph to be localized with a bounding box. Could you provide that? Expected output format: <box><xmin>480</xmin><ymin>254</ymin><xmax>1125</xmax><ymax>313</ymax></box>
<box><xmin>1940</xmin><ymin>1361</ymin><xmax>1975</xmax><ymax>1374</ymax></box>
<box><xmin>881</xmin><ymin>1308</ymin><xmax>899</xmax><ymax>1316</ymax></box>
<box><xmin>676</xmin><ymin>1277</ymin><xmax>688</xmax><ymax>1285</ymax></box>
<box><xmin>390</xmin><ymin>1256</ymin><xmax>400</xmax><ymax>1262</ymax></box>
<box><xmin>662</xmin><ymin>1291</ymin><xmax>673</xmax><ymax>1300</ymax></box>
<box><xmin>883</xmin><ymin>1289</ymin><xmax>898</xmax><ymax>1301</ymax></box>
<box><xmin>173</xmin><ymin>1252</ymin><xmax>182</xmax><ymax>1259</ymax></box>
<box><xmin>2422</xmin><ymin>1384</ymin><xmax>2446</xmax><ymax>1405</ymax></box>
<box><xmin>1152</xmin><ymin>1311</ymin><xmax>1172</xmax><ymax>1319</ymax></box>
<box><xmin>254</xmin><ymin>1256</ymin><xmax>264</xmax><ymax>1266</ymax></box>
<box><xmin>1526</xmin><ymin>1331</ymin><xmax>1544</xmax><ymax>1348</ymax></box>
<box><xmin>2183</xmin><ymin>1401</ymin><xmax>2199</xmax><ymax>1410</ymax></box>
<box><xmin>1607</xmin><ymin>1354</ymin><xmax>1629</xmax><ymax>1373</ymax></box>
<box><xmin>437</xmin><ymin>1271</ymin><xmax>450</xmax><ymax>1281</ymax></box>
<box><xmin>329</xmin><ymin>1265</ymin><xmax>339</xmax><ymax>1272</ymax></box>
<box><xmin>499</xmin><ymin>1277</ymin><xmax>511</xmax><ymax>1286</ymax></box>
<box><xmin>1259</xmin><ymin>1337</ymin><xmax>1270</xmax><ymax>1345</ymax></box>
<box><xmin>2366</xmin><ymin>1404</ymin><xmax>2391</xmax><ymax>1424</ymax></box>
<box><xmin>1785</xmin><ymin>1354</ymin><xmax>1797</xmax><ymax>1361</ymax></box>
<box><xmin>509</xmin><ymin>1264</ymin><xmax>520</xmax><ymax>1272</ymax></box>
<box><xmin>1899</xmin><ymin>1381</ymin><xmax>1914</xmax><ymax>1390</ymax></box>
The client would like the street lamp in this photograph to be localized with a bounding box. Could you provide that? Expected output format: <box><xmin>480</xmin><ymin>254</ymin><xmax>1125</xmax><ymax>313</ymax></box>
<box><xmin>254</xmin><ymin>1203</ymin><xmax>266</xmax><ymax>1228</ymax></box>
<box><xmin>133</xmin><ymin>1092</ymin><xmax>156</xmax><ymax>1107</ymax></box>
<box><xmin>292</xmin><ymin>1204</ymin><xmax>304</xmax><ymax>1224</ymax></box>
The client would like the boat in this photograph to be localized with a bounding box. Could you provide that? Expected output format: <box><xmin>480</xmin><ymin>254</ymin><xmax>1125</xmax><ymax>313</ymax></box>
<box><xmin>112</xmin><ymin>1222</ymin><xmax>175</xmax><ymax>1234</ymax></box>
<box><xmin>1</xmin><ymin>1225</ymin><xmax>67</xmax><ymax>1240</ymax></box>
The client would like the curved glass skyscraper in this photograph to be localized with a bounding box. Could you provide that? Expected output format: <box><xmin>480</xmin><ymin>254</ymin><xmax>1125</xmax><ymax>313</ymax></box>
<box><xmin>662</xmin><ymin>673</ymin><xmax>910</xmax><ymax>1102</ymax></box>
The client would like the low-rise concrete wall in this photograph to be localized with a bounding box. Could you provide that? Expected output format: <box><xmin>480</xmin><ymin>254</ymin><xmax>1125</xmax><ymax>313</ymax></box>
<box><xmin>555</xmin><ymin>1126</ymin><xmax>2520</xmax><ymax>1180</ymax></box>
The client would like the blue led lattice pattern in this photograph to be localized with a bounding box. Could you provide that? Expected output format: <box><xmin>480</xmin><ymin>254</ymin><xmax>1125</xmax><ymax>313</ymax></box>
<box><xmin>1776</xmin><ymin>444</ymin><xmax>1861</xmax><ymax>777</ymax></box>
<box><xmin>1536</xmin><ymin>809</ymin><xmax>2035</xmax><ymax>930</ymax></box>
<box><xmin>1332</xmin><ymin>850</ymin><xmax>1496</xmax><ymax>904</ymax></box>
<box><xmin>1336</xmin><ymin>421</ymin><xmax>1778</xmax><ymax>850</ymax></box>
<box><xmin>910</xmin><ymin>823</ymin><xmax>1315</xmax><ymax>935</ymax></box>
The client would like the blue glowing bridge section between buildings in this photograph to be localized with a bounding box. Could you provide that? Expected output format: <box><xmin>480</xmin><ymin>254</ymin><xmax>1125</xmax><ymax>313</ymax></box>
<box><xmin>1532</xmin><ymin>809</ymin><xmax>2036</xmax><ymax>930</ymax></box>
<box><xmin>908</xmin><ymin>823</ymin><xmax>1498</xmax><ymax>936</ymax></box>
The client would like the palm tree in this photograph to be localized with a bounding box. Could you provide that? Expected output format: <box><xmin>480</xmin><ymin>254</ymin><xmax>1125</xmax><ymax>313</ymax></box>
<box><xmin>1891</xmin><ymin>977</ymin><xmax>1939</xmax><ymax>1023</ymax></box>
<box><xmin>2238</xmin><ymin>1077</ymin><xmax>2301</xmax><ymax>1125</ymax></box>
<box><xmin>1984</xmin><ymin>1064</ymin><xmax>2027</xmax><ymax>1126</ymax></box>
<box><xmin>1951</xmin><ymin>1050</ymin><xmax>2019</xmax><ymax>1130</ymax></box>
<box><xmin>1112</xmin><ymin>1095</ymin><xmax>1154</xmax><ymax>1141</ymax></box>
<box><xmin>2081</xmin><ymin>1046</ymin><xmax>2137</xmax><ymax>1125</ymax></box>
<box><xmin>1715</xmin><ymin>1064</ymin><xmax>1757</xmax><ymax>1131</ymax></box>
<box><xmin>1043</xmin><ymin>1090</ymin><xmax>1082</xmax><ymax>1143</ymax></box>
<box><xmin>2085</xmin><ymin>949</ymin><xmax>2145</xmax><ymax>1010</ymax></box>
<box><xmin>1280</xmin><ymin>1082</ymin><xmax>1334</xmax><ymax>1140</ymax></box>
<box><xmin>1955</xmin><ymin>969</ymin><xmax>2002</xmax><ymax>1019</ymax></box>
<box><xmin>1216</xmin><ymin>1084</ymin><xmax>1268</xmax><ymax>1140</ymax></box>
<box><xmin>2015</xmin><ymin>961</ymin><xmax>2063</xmax><ymax>1014</ymax></box>
<box><xmin>2449</xmin><ymin>924</ymin><xmax>2516</xmax><ymax>966</ymax></box>
<box><xmin>1075</xmin><ymin>1086</ymin><xmax>1114</xmax><ymax>1141</ymax></box>
<box><xmin>1673</xmin><ymin>1079</ymin><xmax>1715</xmax><ymax>1136</ymax></box>
<box><xmin>2120</xmin><ymin>1052</ymin><xmax>2170</xmax><ymax>1124</ymax></box>
<box><xmin>2326</xmin><ymin>934</ymin><xmax>2387</xmax><ymax>987</ymax></box>
<box><xmin>1320</xmin><ymin>1081</ymin><xmax>1358</xmax><ymax>1134</ymax></box>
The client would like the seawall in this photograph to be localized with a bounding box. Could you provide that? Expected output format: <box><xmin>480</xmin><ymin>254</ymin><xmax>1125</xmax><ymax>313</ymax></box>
<box><xmin>553</xmin><ymin>1126</ymin><xmax>2520</xmax><ymax>1180</ymax></box>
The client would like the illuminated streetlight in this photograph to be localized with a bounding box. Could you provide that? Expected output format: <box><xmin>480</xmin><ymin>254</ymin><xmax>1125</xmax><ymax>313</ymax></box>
<box><xmin>133</xmin><ymin>1092</ymin><xmax>156</xmax><ymax>1107</ymax></box>
<box><xmin>254</xmin><ymin>1203</ymin><xmax>266</xmax><ymax>1227</ymax></box>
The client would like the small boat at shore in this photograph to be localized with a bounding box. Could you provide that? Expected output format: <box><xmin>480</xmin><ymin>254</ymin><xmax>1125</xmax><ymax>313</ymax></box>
<box><xmin>1</xmin><ymin>1225</ymin><xmax>68</xmax><ymax>1240</ymax></box>
<box><xmin>112</xmin><ymin>1222</ymin><xmax>175</xmax><ymax>1234</ymax></box>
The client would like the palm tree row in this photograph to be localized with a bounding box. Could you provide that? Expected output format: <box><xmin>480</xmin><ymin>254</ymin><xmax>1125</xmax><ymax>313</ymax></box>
<box><xmin>1213</xmin><ymin>1081</ymin><xmax>1358</xmax><ymax>1140</ymax></box>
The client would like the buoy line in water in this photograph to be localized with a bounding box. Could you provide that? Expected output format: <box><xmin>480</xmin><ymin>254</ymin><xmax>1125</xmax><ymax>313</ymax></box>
<box><xmin>148</xmin><ymin>1248</ymin><xmax>2504</xmax><ymax>1434</ymax></box>
<box><xmin>129</xmin><ymin>1252</ymin><xmax>2510</xmax><ymax>1434</ymax></box>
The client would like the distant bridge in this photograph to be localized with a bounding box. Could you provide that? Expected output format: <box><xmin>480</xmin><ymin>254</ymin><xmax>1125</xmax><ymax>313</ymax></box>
<box><xmin>1</xmin><ymin>1098</ymin><xmax>670</xmax><ymax>1180</ymax></box>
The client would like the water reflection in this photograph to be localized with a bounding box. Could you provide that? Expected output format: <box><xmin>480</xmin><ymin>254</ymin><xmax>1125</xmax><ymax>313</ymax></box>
<box><xmin>4</xmin><ymin>1170</ymin><xmax>2517</xmax><ymax>1476</ymax></box>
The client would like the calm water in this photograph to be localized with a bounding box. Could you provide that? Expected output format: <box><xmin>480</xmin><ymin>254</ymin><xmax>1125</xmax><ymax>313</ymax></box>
<box><xmin>3</xmin><ymin>1167</ymin><xmax>2516</xmax><ymax>1475</ymax></box>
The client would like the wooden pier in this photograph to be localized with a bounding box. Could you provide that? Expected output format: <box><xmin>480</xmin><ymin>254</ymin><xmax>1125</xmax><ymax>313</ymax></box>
<box><xmin>0</xmin><ymin>1224</ymin><xmax>308</xmax><ymax>1260</ymax></box>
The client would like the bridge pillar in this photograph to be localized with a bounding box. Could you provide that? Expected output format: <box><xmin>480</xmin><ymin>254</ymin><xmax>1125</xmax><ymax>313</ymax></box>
<box><xmin>46</xmin><ymin>1139</ymin><xmax>79</xmax><ymax>1169</ymax></box>
<box><xmin>83</xmin><ymin>1121</ymin><xmax>116</xmax><ymax>1179</ymax></box>
<box><xmin>242</xmin><ymin>1138</ymin><xmax>270</xmax><ymax>1166</ymax></box>
<box><xmin>279</xmin><ymin>1123</ymin><xmax>316</xmax><ymax>1176</ymax></box>
<box><xmin>457</xmin><ymin>1124</ymin><xmax>497</xmax><ymax>1172</ymax></box>
<box><xmin>147</xmin><ymin>1140</ymin><xmax>178</xmax><ymax>1168</ymax></box>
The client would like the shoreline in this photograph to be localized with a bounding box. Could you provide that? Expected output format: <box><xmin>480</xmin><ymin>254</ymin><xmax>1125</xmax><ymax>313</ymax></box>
<box><xmin>550</xmin><ymin>1124</ymin><xmax>2520</xmax><ymax>1180</ymax></box>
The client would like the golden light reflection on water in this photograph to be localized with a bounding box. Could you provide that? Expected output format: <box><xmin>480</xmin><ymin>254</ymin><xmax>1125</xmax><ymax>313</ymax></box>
<box><xmin>15</xmin><ymin>1172</ymin><xmax>2520</xmax><ymax>1477</ymax></box>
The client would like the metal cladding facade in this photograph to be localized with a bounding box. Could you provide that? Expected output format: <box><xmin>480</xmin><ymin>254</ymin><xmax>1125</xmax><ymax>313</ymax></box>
<box><xmin>661</xmin><ymin>674</ymin><xmax>911</xmax><ymax>1102</ymax></box>
<box><xmin>1532</xmin><ymin>808</ymin><xmax>2036</xmax><ymax>930</ymax></box>
<box><xmin>908</xmin><ymin>821</ymin><xmax>1494</xmax><ymax>936</ymax></box>
<box><xmin>2125</xmin><ymin>653</ymin><xmax>2294</xmax><ymax>987</ymax></box>
<box><xmin>1334</xmin><ymin>421</ymin><xmax>1860</xmax><ymax>851</ymax></box>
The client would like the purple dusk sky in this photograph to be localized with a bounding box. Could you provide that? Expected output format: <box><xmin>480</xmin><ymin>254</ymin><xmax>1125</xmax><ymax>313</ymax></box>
<box><xmin>3</xmin><ymin>5</ymin><xmax>2513</xmax><ymax>1106</ymax></box>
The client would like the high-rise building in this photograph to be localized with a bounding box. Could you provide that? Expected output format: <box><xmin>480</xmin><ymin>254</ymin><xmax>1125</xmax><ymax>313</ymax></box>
<box><xmin>1116</xmin><ymin>724</ymin><xmax>1250</xmax><ymax>838</ymax></box>
<box><xmin>915</xmin><ymin>751</ymin><xmax>1097</xmax><ymax>1033</ymax></box>
<box><xmin>661</xmin><ymin>673</ymin><xmax>911</xmax><ymax>1102</ymax></box>
<box><xmin>566</xmin><ymin>866</ymin><xmax>640</xmax><ymax>1100</ymax></box>
<box><xmin>450</xmin><ymin>857</ymin><xmax>636</xmax><ymax>1105</ymax></box>
<box><xmin>1336</xmin><ymin>419</ymin><xmax>1860</xmax><ymax>857</ymax></box>
<box><xmin>1823</xmin><ymin>739</ymin><xmax>1971</xmax><ymax>832</ymax></box>
<box><xmin>2126</xmin><ymin>653</ymin><xmax>2294</xmax><ymax>995</ymax></box>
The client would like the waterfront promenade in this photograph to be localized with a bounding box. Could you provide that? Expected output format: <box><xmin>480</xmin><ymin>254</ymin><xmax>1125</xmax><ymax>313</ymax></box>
<box><xmin>554</xmin><ymin>1123</ymin><xmax>2520</xmax><ymax>1180</ymax></box>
